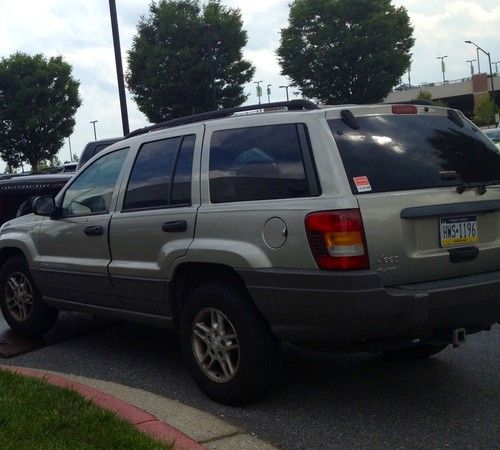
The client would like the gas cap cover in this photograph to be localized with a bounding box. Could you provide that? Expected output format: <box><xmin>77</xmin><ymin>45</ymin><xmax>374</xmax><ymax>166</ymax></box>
<box><xmin>263</xmin><ymin>217</ymin><xmax>288</xmax><ymax>249</ymax></box>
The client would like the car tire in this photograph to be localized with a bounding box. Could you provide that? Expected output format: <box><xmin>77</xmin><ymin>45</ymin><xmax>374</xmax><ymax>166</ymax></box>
<box><xmin>0</xmin><ymin>255</ymin><xmax>58</xmax><ymax>336</ymax></box>
<box><xmin>383</xmin><ymin>344</ymin><xmax>448</xmax><ymax>359</ymax></box>
<box><xmin>180</xmin><ymin>282</ymin><xmax>281</xmax><ymax>405</ymax></box>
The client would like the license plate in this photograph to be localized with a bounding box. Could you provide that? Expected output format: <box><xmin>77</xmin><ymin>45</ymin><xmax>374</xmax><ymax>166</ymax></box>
<box><xmin>439</xmin><ymin>216</ymin><xmax>479</xmax><ymax>248</ymax></box>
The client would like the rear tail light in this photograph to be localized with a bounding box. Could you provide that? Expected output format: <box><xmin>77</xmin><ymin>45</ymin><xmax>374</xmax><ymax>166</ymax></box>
<box><xmin>305</xmin><ymin>209</ymin><xmax>369</xmax><ymax>270</ymax></box>
<box><xmin>391</xmin><ymin>105</ymin><xmax>417</xmax><ymax>114</ymax></box>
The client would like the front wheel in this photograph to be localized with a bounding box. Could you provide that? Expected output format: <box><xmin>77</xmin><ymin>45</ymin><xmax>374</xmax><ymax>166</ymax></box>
<box><xmin>180</xmin><ymin>282</ymin><xmax>281</xmax><ymax>405</ymax></box>
<box><xmin>0</xmin><ymin>255</ymin><xmax>58</xmax><ymax>336</ymax></box>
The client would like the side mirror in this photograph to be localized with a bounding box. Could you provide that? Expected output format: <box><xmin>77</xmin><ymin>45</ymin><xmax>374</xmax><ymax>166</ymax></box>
<box><xmin>33</xmin><ymin>196</ymin><xmax>56</xmax><ymax>217</ymax></box>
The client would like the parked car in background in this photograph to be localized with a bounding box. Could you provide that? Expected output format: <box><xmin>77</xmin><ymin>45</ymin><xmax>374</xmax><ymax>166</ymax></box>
<box><xmin>1</xmin><ymin>101</ymin><xmax>499</xmax><ymax>406</ymax></box>
<box><xmin>483</xmin><ymin>128</ymin><xmax>500</xmax><ymax>150</ymax></box>
<box><xmin>0</xmin><ymin>172</ymin><xmax>31</xmax><ymax>181</ymax></box>
<box><xmin>77</xmin><ymin>138</ymin><xmax>121</xmax><ymax>170</ymax></box>
<box><xmin>0</xmin><ymin>138</ymin><xmax>120</xmax><ymax>225</ymax></box>
<box><xmin>41</xmin><ymin>163</ymin><xmax>77</xmax><ymax>174</ymax></box>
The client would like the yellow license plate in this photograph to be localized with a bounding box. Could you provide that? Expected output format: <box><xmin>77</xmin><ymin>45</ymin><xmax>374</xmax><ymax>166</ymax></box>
<box><xmin>439</xmin><ymin>216</ymin><xmax>479</xmax><ymax>248</ymax></box>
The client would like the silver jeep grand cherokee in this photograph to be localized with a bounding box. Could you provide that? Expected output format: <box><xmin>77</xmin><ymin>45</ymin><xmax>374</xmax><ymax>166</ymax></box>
<box><xmin>1</xmin><ymin>100</ymin><xmax>499</xmax><ymax>405</ymax></box>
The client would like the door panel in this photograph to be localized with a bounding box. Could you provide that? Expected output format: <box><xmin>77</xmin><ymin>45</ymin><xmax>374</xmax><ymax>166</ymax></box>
<box><xmin>36</xmin><ymin>215</ymin><xmax>119</xmax><ymax>306</ymax></box>
<box><xmin>108</xmin><ymin>128</ymin><xmax>202</xmax><ymax>315</ymax></box>
<box><xmin>108</xmin><ymin>206</ymin><xmax>197</xmax><ymax>314</ymax></box>
<box><xmin>34</xmin><ymin>147</ymin><xmax>129</xmax><ymax>306</ymax></box>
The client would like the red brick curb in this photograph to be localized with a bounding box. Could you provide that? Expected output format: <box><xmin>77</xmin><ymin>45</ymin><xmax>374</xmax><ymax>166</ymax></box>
<box><xmin>0</xmin><ymin>365</ymin><xmax>204</xmax><ymax>450</ymax></box>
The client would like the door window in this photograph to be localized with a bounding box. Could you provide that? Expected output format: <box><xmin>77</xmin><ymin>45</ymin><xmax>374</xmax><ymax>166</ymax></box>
<box><xmin>123</xmin><ymin>134</ymin><xmax>196</xmax><ymax>211</ymax></box>
<box><xmin>61</xmin><ymin>148</ymin><xmax>128</xmax><ymax>217</ymax></box>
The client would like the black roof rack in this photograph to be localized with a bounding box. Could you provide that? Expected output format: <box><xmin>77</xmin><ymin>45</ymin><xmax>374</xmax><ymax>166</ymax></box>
<box><xmin>126</xmin><ymin>99</ymin><xmax>319</xmax><ymax>138</ymax></box>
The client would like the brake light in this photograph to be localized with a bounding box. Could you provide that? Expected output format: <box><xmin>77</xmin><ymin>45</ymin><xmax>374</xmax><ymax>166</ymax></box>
<box><xmin>391</xmin><ymin>105</ymin><xmax>417</xmax><ymax>114</ymax></box>
<box><xmin>305</xmin><ymin>210</ymin><xmax>369</xmax><ymax>270</ymax></box>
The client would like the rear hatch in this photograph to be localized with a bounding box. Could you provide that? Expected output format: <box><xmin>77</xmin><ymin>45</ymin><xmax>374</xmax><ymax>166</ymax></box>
<box><xmin>327</xmin><ymin>104</ymin><xmax>500</xmax><ymax>286</ymax></box>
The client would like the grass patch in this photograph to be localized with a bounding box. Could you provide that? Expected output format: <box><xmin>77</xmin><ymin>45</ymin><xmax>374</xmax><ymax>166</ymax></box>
<box><xmin>0</xmin><ymin>369</ymin><xmax>172</xmax><ymax>450</ymax></box>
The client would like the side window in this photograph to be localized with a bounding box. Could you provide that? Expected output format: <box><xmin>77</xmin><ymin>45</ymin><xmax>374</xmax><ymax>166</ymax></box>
<box><xmin>123</xmin><ymin>134</ymin><xmax>195</xmax><ymax>211</ymax></box>
<box><xmin>209</xmin><ymin>124</ymin><xmax>312</xmax><ymax>203</ymax></box>
<box><xmin>62</xmin><ymin>148</ymin><xmax>128</xmax><ymax>217</ymax></box>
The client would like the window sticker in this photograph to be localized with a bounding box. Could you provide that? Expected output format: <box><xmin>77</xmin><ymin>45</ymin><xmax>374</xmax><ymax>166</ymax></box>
<box><xmin>353</xmin><ymin>176</ymin><xmax>372</xmax><ymax>193</ymax></box>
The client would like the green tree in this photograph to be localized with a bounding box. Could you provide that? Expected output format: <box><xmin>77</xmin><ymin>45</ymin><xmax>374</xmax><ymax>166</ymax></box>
<box><xmin>277</xmin><ymin>0</ymin><xmax>414</xmax><ymax>104</ymax></box>
<box><xmin>127</xmin><ymin>0</ymin><xmax>255</xmax><ymax>122</ymax></box>
<box><xmin>415</xmin><ymin>90</ymin><xmax>447</xmax><ymax>107</ymax></box>
<box><xmin>37</xmin><ymin>155</ymin><xmax>62</xmax><ymax>173</ymax></box>
<box><xmin>473</xmin><ymin>94</ymin><xmax>498</xmax><ymax>127</ymax></box>
<box><xmin>0</xmin><ymin>53</ymin><xmax>81</xmax><ymax>172</ymax></box>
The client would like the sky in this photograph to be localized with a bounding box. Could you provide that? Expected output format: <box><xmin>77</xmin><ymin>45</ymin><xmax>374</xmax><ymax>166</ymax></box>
<box><xmin>0</xmin><ymin>0</ymin><xmax>499</xmax><ymax>171</ymax></box>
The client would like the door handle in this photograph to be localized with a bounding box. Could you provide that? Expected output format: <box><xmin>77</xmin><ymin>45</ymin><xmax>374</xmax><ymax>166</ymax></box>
<box><xmin>84</xmin><ymin>225</ymin><xmax>104</xmax><ymax>236</ymax></box>
<box><xmin>162</xmin><ymin>220</ymin><xmax>187</xmax><ymax>232</ymax></box>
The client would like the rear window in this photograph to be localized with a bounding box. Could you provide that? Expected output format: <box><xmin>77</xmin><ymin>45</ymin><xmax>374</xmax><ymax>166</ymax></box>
<box><xmin>328</xmin><ymin>114</ymin><xmax>500</xmax><ymax>194</ymax></box>
<box><xmin>209</xmin><ymin>124</ymin><xmax>317</xmax><ymax>203</ymax></box>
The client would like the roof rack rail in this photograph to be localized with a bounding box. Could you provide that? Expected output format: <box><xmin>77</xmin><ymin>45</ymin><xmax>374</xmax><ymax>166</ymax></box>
<box><xmin>126</xmin><ymin>99</ymin><xmax>319</xmax><ymax>138</ymax></box>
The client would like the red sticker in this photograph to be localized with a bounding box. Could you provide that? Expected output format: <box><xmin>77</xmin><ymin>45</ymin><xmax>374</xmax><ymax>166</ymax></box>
<box><xmin>353</xmin><ymin>176</ymin><xmax>372</xmax><ymax>192</ymax></box>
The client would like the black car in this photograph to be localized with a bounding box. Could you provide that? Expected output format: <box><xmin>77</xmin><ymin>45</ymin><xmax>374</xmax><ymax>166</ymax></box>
<box><xmin>0</xmin><ymin>138</ymin><xmax>120</xmax><ymax>225</ymax></box>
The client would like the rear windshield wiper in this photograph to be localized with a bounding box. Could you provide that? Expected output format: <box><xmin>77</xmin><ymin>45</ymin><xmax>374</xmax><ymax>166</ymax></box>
<box><xmin>456</xmin><ymin>180</ymin><xmax>500</xmax><ymax>195</ymax></box>
<box><xmin>456</xmin><ymin>182</ymin><xmax>482</xmax><ymax>194</ymax></box>
<box><xmin>477</xmin><ymin>180</ymin><xmax>500</xmax><ymax>195</ymax></box>
<box><xmin>340</xmin><ymin>109</ymin><xmax>360</xmax><ymax>130</ymax></box>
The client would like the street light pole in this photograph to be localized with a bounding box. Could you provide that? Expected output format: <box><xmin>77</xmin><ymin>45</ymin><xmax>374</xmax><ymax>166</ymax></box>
<box><xmin>279</xmin><ymin>85</ymin><xmax>290</xmax><ymax>102</ymax></box>
<box><xmin>466</xmin><ymin>59</ymin><xmax>476</xmax><ymax>76</ymax></box>
<box><xmin>408</xmin><ymin>62</ymin><xmax>412</xmax><ymax>87</ymax></box>
<box><xmin>68</xmin><ymin>136</ymin><xmax>73</xmax><ymax>161</ymax></box>
<box><xmin>437</xmin><ymin>55</ymin><xmax>448</xmax><ymax>84</ymax></box>
<box><xmin>109</xmin><ymin>0</ymin><xmax>130</xmax><ymax>136</ymax></box>
<box><xmin>90</xmin><ymin>120</ymin><xmax>98</xmax><ymax>140</ymax></box>
<box><xmin>266</xmin><ymin>84</ymin><xmax>272</xmax><ymax>103</ymax></box>
<box><xmin>465</xmin><ymin>41</ymin><xmax>496</xmax><ymax>105</ymax></box>
<box><xmin>254</xmin><ymin>80</ymin><xmax>263</xmax><ymax>105</ymax></box>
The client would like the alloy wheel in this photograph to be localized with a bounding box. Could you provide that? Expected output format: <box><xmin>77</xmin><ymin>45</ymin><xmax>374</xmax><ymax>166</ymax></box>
<box><xmin>4</xmin><ymin>271</ymin><xmax>34</xmax><ymax>322</ymax></box>
<box><xmin>191</xmin><ymin>308</ymin><xmax>240</xmax><ymax>383</ymax></box>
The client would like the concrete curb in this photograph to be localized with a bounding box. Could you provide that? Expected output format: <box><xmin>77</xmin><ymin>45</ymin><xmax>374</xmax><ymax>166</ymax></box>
<box><xmin>0</xmin><ymin>364</ymin><xmax>278</xmax><ymax>449</ymax></box>
<box><xmin>1</xmin><ymin>365</ymin><xmax>203</xmax><ymax>450</ymax></box>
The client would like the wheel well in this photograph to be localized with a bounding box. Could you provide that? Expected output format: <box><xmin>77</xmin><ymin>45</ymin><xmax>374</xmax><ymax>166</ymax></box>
<box><xmin>170</xmin><ymin>263</ymin><xmax>249</xmax><ymax>327</ymax></box>
<box><xmin>0</xmin><ymin>248</ymin><xmax>26</xmax><ymax>270</ymax></box>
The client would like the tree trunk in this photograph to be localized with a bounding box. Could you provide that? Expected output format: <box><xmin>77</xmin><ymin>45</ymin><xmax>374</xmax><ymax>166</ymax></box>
<box><xmin>28</xmin><ymin>158</ymin><xmax>39</xmax><ymax>174</ymax></box>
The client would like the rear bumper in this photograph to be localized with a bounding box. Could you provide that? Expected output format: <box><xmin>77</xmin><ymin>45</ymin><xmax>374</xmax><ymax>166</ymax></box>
<box><xmin>237</xmin><ymin>269</ymin><xmax>500</xmax><ymax>342</ymax></box>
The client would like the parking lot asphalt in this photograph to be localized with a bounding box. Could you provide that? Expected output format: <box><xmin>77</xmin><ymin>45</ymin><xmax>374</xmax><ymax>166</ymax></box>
<box><xmin>1</xmin><ymin>313</ymin><xmax>498</xmax><ymax>450</ymax></box>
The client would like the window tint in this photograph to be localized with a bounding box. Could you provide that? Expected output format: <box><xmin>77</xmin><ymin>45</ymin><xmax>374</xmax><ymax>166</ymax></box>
<box><xmin>124</xmin><ymin>137</ymin><xmax>181</xmax><ymax>210</ymax></box>
<box><xmin>123</xmin><ymin>134</ymin><xmax>195</xmax><ymax>211</ymax></box>
<box><xmin>62</xmin><ymin>148</ymin><xmax>128</xmax><ymax>217</ymax></box>
<box><xmin>171</xmin><ymin>134</ymin><xmax>195</xmax><ymax>205</ymax></box>
<box><xmin>328</xmin><ymin>115</ymin><xmax>500</xmax><ymax>194</ymax></box>
<box><xmin>209</xmin><ymin>124</ymin><xmax>312</xmax><ymax>203</ymax></box>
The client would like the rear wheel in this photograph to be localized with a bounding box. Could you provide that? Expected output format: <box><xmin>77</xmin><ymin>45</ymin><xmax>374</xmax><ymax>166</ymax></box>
<box><xmin>0</xmin><ymin>255</ymin><xmax>58</xmax><ymax>336</ymax></box>
<box><xmin>180</xmin><ymin>282</ymin><xmax>281</xmax><ymax>405</ymax></box>
<box><xmin>383</xmin><ymin>344</ymin><xmax>448</xmax><ymax>359</ymax></box>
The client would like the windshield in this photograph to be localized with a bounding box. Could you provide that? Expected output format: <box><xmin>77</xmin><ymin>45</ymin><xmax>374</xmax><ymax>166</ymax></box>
<box><xmin>484</xmin><ymin>129</ymin><xmax>500</xmax><ymax>143</ymax></box>
<box><xmin>329</xmin><ymin>114</ymin><xmax>500</xmax><ymax>194</ymax></box>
